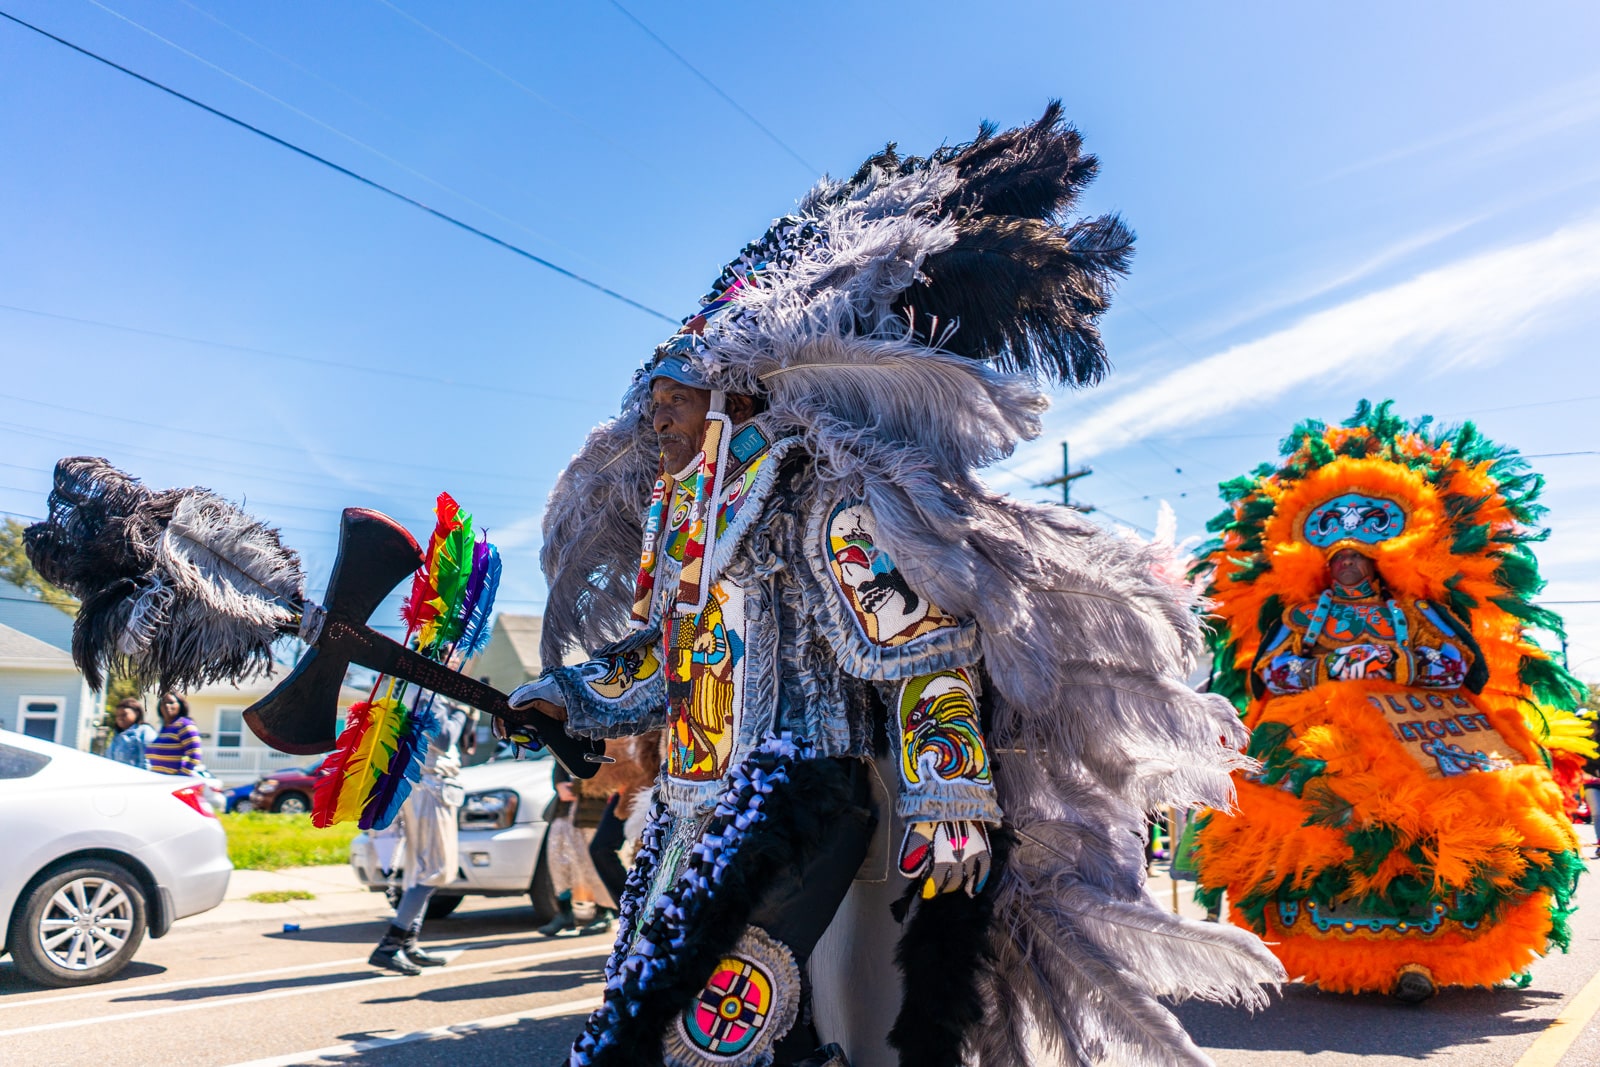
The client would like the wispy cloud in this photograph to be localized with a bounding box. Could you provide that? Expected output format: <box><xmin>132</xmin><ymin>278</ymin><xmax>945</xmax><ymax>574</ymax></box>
<box><xmin>487</xmin><ymin>511</ymin><xmax>546</xmax><ymax>553</ymax></box>
<box><xmin>1024</xmin><ymin>214</ymin><xmax>1600</xmax><ymax>471</ymax></box>
<box><xmin>1318</xmin><ymin>72</ymin><xmax>1600</xmax><ymax>184</ymax></box>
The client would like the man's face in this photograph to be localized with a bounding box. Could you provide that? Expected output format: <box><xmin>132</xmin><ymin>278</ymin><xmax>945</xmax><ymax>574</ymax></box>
<box><xmin>1329</xmin><ymin>549</ymin><xmax>1376</xmax><ymax>587</ymax></box>
<box><xmin>651</xmin><ymin>378</ymin><xmax>712</xmax><ymax>472</ymax></box>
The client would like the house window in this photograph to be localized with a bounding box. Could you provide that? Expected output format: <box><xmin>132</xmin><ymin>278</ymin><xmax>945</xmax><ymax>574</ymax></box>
<box><xmin>217</xmin><ymin>706</ymin><xmax>245</xmax><ymax>749</ymax></box>
<box><xmin>19</xmin><ymin>697</ymin><xmax>63</xmax><ymax>744</ymax></box>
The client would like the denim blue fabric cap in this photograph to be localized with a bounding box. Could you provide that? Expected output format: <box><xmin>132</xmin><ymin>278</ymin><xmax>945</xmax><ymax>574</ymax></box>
<box><xmin>647</xmin><ymin>352</ymin><xmax>712</xmax><ymax>389</ymax></box>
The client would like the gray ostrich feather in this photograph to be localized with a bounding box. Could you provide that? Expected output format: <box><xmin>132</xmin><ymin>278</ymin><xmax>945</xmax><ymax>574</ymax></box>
<box><xmin>24</xmin><ymin>457</ymin><xmax>304</xmax><ymax>692</ymax></box>
<box><xmin>537</xmin><ymin>105</ymin><xmax>1283</xmax><ymax>1063</ymax></box>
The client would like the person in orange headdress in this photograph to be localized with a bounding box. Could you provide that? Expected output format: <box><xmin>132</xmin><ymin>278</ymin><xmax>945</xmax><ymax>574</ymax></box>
<box><xmin>1192</xmin><ymin>401</ymin><xmax>1585</xmax><ymax>1002</ymax></box>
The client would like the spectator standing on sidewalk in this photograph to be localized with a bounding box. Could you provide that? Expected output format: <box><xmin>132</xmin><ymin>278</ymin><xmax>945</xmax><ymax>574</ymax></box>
<box><xmin>107</xmin><ymin>697</ymin><xmax>157</xmax><ymax>770</ymax></box>
<box><xmin>538</xmin><ymin>760</ymin><xmax>616</xmax><ymax>937</ymax></box>
<box><xmin>146</xmin><ymin>692</ymin><xmax>203</xmax><ymax>776</ymax></box>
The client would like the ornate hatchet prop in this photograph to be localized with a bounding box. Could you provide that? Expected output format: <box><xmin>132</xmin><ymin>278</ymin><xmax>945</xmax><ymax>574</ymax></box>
<box><xmin>247</xmin><ymin>507</ymin><xmax>607</xmax><ymax>777</ymax></box>
<box><xmin>24</xmin><ymin>457</ymin><xmax>606</xmax><ymax>778</ymax></box>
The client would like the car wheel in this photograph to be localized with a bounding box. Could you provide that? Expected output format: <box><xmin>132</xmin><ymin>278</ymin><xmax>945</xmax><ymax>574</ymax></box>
<box><xmin>424</xmin><ymin>895</ymin><xmax>463</xmax><ymax>920</ymax></box>
<box><xmin>9</xmin><ymin>859</ymin><xmax>147</xmax><ymax>988</ymax></box>
<box><xmin>272</xmin><ymin>792</ymin><xmax>311</xmax><ymax>814</ymax></box>
<box><xmin>528</xmin><ymin>839</ymin><xmax>559</xmax><ymax>924</ymax></box>
<box><xmin>233</xmin><ymin>799</ymin><xmax>255</xmax><ymax>814</ymax></box>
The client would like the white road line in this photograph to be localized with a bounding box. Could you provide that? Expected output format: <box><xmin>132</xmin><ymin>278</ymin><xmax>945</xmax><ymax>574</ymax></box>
<box><xmin>0</xmin><ymin>929</ymin><xmax>586</xmax><ymax>1011</ymax></box>
<box><xmin>0</xmin><ymin>955</ymin><xmax>369</xmax><ymax>1011</ymax></box>
<box><xmin>218</xmin><ymin>993</ymin><xmax>602</xmax><ymax>1067</ymax></box>
<box><xmin>0</xmin><ymin>943</ymin><xmax>606</xmax><ymax>1038</ymax></box>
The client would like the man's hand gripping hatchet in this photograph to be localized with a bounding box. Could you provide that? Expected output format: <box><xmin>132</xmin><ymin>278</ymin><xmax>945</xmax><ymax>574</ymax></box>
<box><xmin>245</xmin><ymin>508</ymin><xmax>608</xmax><ymax>778</ymax></box>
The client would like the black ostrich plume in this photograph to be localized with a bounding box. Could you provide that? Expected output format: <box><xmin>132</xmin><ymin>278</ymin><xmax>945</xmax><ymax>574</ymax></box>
<box><xmin>24</xmin><ymin>457</ymin><xmax>305</xmax><ymax>692</ymax></box>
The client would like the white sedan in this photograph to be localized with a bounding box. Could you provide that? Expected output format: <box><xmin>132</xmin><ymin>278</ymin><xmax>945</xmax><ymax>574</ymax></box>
<box><xmin>0</xmin><ymin>729</ymin><xmax>232</xmax><ymax>987</ymax></box>
<box><xmin>349</xmin><ymin>750</ymin><xmax>560</xmax><ymax>921</ymax></box>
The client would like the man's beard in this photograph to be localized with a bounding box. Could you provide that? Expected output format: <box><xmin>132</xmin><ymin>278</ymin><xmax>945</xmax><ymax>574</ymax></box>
<box><xmin>658</xmin><ymin>433</ymin><xmax>696</xmax><ymax>471</ymax></box>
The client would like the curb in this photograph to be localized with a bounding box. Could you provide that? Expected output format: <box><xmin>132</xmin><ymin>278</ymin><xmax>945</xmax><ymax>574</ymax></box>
<box><xmin>171</xmin><ymin>864</ymin><xmax>391</xmax><ymax>933</ymax></box>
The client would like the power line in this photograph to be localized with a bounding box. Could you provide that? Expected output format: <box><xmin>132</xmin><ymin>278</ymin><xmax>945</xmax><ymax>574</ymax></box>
<box><xmin>0</xmin><ymin>419</ymin><xmax>548</xmax><ymax>500</ymax></box>
<box><xmin>606</xmin><ymin>0</ymin><xmax>817</xmax><ymax>175</ymax></box>
<box><xmin>368</xmin><ymin>0</ymin><xmax>689</xmax><ymax>196</ymax></box>
<box><xmin>84</xmin><ymin>0</ymin><xmax>585</xmax><ymax>263</ymax></box>
<box><xmin>0</xmin><ymin>391</ymin><xmax>557</xmax><ymax>485</ymax></box>
<box><xmin>0</xmin><ymin>302</ymin><xmax>602</xmax><ymax>405</ymax></box>
<box><xmin>0</xmin><ymin>7</ymin><xmax>677</xmax><ymax>325</ymax></box>
<box><xmin>175</xmin><ymin>0</ymin><xmax>410</xmax><ymax>131</ymax></box>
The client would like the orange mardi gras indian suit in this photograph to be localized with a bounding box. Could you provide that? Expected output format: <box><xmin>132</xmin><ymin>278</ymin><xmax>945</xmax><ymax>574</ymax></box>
<box><xmin>1191</xmin><ymin>401</ymin><xmax>1586</xmax><ymax>998</ymax></box>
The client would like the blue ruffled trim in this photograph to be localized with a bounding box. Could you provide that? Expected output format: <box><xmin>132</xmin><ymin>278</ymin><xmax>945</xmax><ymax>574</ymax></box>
<box><xmin>569</xmin><ymin>732</ymin><xmax>812</xmax><ymax>1067</ymax></box>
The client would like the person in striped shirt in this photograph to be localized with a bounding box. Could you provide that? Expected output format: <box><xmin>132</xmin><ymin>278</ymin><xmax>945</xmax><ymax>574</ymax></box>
<box><xmin>147</xmin><ymin>691</ymin><xmax>203</xmax><ymax>776</ymax></box>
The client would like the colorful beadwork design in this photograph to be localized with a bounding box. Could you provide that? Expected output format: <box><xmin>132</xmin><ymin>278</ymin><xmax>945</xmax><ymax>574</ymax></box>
<box><xmin>898</xmin><ymin>668</ymin><xmax>990</xmax><ymax>785</ymax></box>
<box><xmin>671</xmin><ymin>927</ymin><xmax>799</xmax><ymax>1064</ymax></box>
<box><xmin>824</xmin><ymin>501</ymin><xmax>956</xmax><ymax>646</ymax></box>
<box><xmin>665</xmin><ymin>582</ymin><xmax>746</xmax><ymax>782</ymax></box>
<box><xmin>578</xmin><ymin>643</ymin><xmax>662</xmax><ymax>704</ymax></box>
<box><xmin>1301</xmin><ymin>492</ymin><xmax>1408</xmax><ymax>548</ymax></box>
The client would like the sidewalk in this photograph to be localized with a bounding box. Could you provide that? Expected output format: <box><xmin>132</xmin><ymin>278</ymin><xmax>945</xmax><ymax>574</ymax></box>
<box><xmin>174</xmin><ymin>864</ymin><xmax>389</xmax><ymax>931</ymax></box>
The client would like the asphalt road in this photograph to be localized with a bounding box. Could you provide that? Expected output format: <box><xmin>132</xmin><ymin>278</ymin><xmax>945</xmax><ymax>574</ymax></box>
<box><xmin>0</xmin><ymin>894</ymin><xmax>612</xmax><ymax>1066</ymax></box>
<box><xmin>5</xmin><ymin>854</ymin><xmax>1600</xmax><ymax>1067</ymax></box>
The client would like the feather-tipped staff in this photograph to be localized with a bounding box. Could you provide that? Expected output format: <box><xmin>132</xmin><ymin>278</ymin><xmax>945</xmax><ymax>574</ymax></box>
<box><xmin>24</xmin><ymin>458</ymin><xmax>605</xmax><ymax>778</ymax></box>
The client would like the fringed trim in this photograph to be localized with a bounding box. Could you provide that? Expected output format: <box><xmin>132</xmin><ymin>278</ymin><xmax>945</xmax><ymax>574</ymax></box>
<box><xmin>706</xmin><ymin>436</ymin><xmax>805</xmax><ymax>585</ymax></box>
<box><xmin>569</xmin><ymin>732</ymin><xmax>812</xmax><ymax>1067</ymax></box>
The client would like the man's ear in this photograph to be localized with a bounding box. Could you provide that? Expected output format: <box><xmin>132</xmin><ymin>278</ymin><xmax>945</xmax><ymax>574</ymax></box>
<box><xmin>727</xmin><ymin>393</ymin><xmax>756</xmax><ymax>423</ymax></box>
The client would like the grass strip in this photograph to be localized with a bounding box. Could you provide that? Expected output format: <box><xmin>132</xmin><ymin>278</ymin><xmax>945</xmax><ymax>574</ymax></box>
<box><xmin>221</xmin><ymin>812</ymin><xmax>360</xmax><ymax>870</ymax></box>
<box><xmin>247</xmin><ymin>889</ymin><xmax>317</xmax><ymax>903</ymax></box>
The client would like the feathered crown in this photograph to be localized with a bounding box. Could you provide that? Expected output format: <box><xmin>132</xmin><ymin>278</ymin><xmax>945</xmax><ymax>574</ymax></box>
<box><xmin>542</xmin><ymin>103</ymin><xmax>1133</xmax><ymax>661</ymax></box>
<box><xmin>649</xmin><ymin>100</ymin><xmax>1133</xmax><ymax>391</ymax></box>
<box><xmin>1192</xmin><ymin>399</ymin><xmax>1583</xmax><ymax>718</ymax></box>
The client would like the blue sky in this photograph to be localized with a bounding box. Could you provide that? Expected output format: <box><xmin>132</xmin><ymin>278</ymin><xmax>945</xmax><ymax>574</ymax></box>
<box><xmin>3</xmin><ymin>2</ymin><xmax>1599</xmax><ymax>674</ymax></box>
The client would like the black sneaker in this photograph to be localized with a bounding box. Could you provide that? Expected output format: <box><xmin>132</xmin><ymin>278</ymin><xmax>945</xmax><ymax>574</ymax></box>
<box><xmin>369</xmin><ymin>924</ymin><xmax>423</xmax><ymax>976</ymax></box>
<box><xmin>538</xmin><ymin>910</ymin><xmax>576</xmax><ymax>937</ymax></box>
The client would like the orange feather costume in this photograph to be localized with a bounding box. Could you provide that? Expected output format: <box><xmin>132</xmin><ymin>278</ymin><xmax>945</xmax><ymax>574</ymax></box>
<box><xmin>1192</xmin><ymin>401</ymin><xmax>1584</xmax><ymax>994</ymax></box>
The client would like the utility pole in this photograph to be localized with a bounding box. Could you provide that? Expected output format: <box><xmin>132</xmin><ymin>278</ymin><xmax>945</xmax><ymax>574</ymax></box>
<box><xmin>1037</xmin><ymin>441</ymin><xmax>1094</xmax><ymax>511</ymax></box>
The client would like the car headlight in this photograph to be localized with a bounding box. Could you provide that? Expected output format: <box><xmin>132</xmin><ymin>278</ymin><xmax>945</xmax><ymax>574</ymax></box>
<box><xmin>256</xmin><ymin>779</ymin><xmax>280</xmax><ymax>793</ymax></box>
<box><xmin>459</xmin><ymin>788</ymin><xmax>519</xmax><ymax>830</ymax></box>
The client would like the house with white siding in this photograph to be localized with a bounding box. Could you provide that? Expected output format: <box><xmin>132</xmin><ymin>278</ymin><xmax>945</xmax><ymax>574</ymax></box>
<box><xmin>0</xmin><ymin>620</ymin><xmax>97</xmax><ymax>749</ymax></box>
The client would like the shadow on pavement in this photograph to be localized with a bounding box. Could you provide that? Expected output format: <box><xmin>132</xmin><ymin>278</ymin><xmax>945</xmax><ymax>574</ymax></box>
<box><xmin>265</xmin><ymin>907</ymin><xmax>543</xmax><ymax>946</ymax></box>
<box><xmin>0</xmin><ymin>958</ymin><xmax>167</xmax><ymax>996</ymax></box>
<box><xmin>321</xmin><ymin>1015</ymin><xmax>581</xmax><ymax>1065</ymax></box>
<box><xmin>1173</xmin><ymin>982</ymin><xmax>1561</xmax><ymax>1056</ymax></box>
<box><xmin>362</xmin><ymin>969</ymin><xmax>593</xmax><ymax>1006</ymax></box>
<box><xmin>111</xmin><ymin>969</ymin><xmax>381</xmax><ymax>1003</ymax></box>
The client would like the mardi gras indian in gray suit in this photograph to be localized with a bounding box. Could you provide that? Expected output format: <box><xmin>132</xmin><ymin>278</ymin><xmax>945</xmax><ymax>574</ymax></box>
<box><xmin>507</xmin><ymin>105</ymin><xmax>1284</xmax><ymax>1067</ymax></box>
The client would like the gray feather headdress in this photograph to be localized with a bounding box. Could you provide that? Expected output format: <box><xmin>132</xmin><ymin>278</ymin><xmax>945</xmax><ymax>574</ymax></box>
<box><xmin>543</xmin><ymin>102</ymin><xmax>1133</xmax><ymax>662</ymax></box>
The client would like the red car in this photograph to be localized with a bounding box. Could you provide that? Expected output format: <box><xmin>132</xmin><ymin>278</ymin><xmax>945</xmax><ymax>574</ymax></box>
<box><xmin>249</xmin><ymin>756</ymin><xmax>329</xmax><ymax>814</ymax></box>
